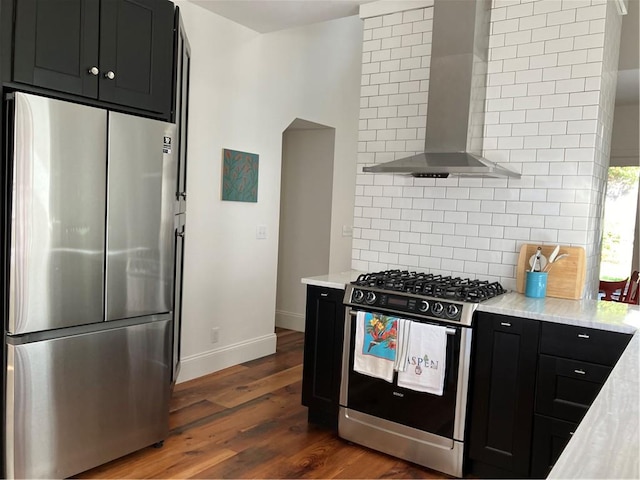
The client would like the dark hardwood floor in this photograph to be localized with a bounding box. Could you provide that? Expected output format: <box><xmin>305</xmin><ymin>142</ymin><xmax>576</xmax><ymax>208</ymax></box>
<box><xmin>77</xmin><ymin>329</ymin><xmax>447</xmax><ymax>479</ymax></box>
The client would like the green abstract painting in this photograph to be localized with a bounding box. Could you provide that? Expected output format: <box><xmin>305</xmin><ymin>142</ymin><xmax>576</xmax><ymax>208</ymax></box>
<box><xmin>222</xmin><ymin>148</ymin><xmax>259</xmax><ymax>202</ymax></box>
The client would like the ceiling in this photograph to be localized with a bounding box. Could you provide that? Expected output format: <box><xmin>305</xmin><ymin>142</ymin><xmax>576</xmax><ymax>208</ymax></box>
<box><xmin>189</xmin><ymin>0</ymin><xmax>368</xmax><ymax>33</ymax></box>
<box><xmin>189</xmin><ymin>0</ymin><xmax>639</xmax><ymax>104</ymax></box>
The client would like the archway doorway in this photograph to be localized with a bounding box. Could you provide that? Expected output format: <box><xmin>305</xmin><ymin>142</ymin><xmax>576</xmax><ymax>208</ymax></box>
<box><xmin>276</xmin><ymin>119</ymin><xmax>336</xmax><ymax>331</ymax></box>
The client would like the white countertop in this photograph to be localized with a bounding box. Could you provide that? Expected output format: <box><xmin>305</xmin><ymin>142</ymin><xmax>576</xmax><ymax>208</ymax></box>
<box><xmin>301</xmin><ymin>271</ymin><xmax>640</xmax><ymax>479</ymax></box>
<box><xmin>478</xmin><ymin>291</ymin><xmax>640</xmax><ymax>334</ymax></box>
<box><xmin>301</xmin><ymin>270</ymin><xmax>364</xmax><ymax>290</ymax></box>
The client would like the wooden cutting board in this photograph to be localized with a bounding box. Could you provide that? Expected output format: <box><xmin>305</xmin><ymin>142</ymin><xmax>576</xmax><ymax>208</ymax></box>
<box><xmin>516</xmin><ymin>244</ymin><xmax>586</xmax><ymax>299</ymax></box>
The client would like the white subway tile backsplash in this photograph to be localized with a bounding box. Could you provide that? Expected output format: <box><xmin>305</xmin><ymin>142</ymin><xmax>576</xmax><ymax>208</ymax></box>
<box><xmin>533</xmin><ymin>0</ymin><xmax>562</xmax><ymax>15</ymax></box>
<box><xmin>413</xmin><ymin>19</ymin><xmax>433</xmax><ymax>33</ymax></box>
<box><xmin>529</xmin><ymin>228</ymin><xmax>559</xmax><ymax>242</ymax></box>
<box><xmin>574</xmin><ymin>33</ymin><xmax>605</xmax><ymax>50</ymax></box>
<box><xmin>506</xmin><ymin>30</ymin><xmax>533</xmax><ymax>46</ymax></box>
<box><xmin>514</xmin><ymin>95</ymin><xmax>542</xmax><ymax>110</ymax></box>
<box><xmin>380</xmin><ymin>37</ymin><xmax>403</xmax><ymax>49</ymax></box>
<box><xmin>518</xmin><ymin>41</ymin><xmax>546</xmax><ymax>57</ymax></box>
<box><xmin>576</xmin><ymin>4</ymin><xmax>607</xmax><ymax>21</ymax></box>
<box><xmin>542</xmin><ymin>65</ymin><xmax>572</xmax><ymax>81</ymax></box>
<box><xmin>547</xmin><ymin>9</ymin><xmax>577</xmax><ymax>27</ymax></box>
<box><xmin>354</xmin><ymin>1</ymin><xmax>614</xmax><ymax>289</ymax></box>
<box><xmin>572</xmin><ymin>62</ymin><xmax>602</xmax><ymax>78</ymax></box>
<box><xmin>560</xmin><ymin>20</ymin><xmax>590</xmax><ymax>38</ymax></box>
<box><xmin>467</xmin><ymin>236</ymin><xmax>491</xmax><ymax>250</ymax></box>
<box><xmin>493</xmin><ymin>18</ymin><xmax>520</xmax><ymax>35</ymax></box>
<box><xmin>519</xmin><ymin>13</ymin><xmax>547</xmax><ymax>30</ymax></box>
<box><xmin>554</xmin><ymin>106</ymin><xmax>584</xmax><ymax>120</ymax></box>
<box><xmin>545</xmin><ymin>37</ymin><xmax>575</xmax><ymax>54</ymax></box>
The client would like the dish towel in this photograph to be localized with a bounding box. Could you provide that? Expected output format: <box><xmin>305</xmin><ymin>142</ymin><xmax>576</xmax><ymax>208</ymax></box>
<box><xmin>354</xmin><ymin>311</ymin><xmax>398</xmax><ymax>382</ymax></box>
<box><xmin>397</xmin><ymin>322</ymin><xmax>448</xmax><ymax>395</ymax></box>
<box><xmin>393</xmin><ymin>319</ymin><xmax>412</xmax><ymax>372</ymax></box>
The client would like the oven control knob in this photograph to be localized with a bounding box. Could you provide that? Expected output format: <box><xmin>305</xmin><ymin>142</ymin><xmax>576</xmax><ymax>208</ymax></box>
<box><xmin>353</xmin><ymin>289</ymin><xmax>364</xmax><ymax>303</ymax></box>
<box><xmin>432</xmin><ymin>302</ymin><xmax>444</xmax><ymax>316</ymax></box>
<box><xmin>365</xmin><ymin>291</ymin><xmax>377</xmax><ymax>305</ymax></box>
<box><xmin>418</xmin><ymin>300</ymin><xmax>429</xmax><ymax>312</ymax></box>
<box><xmin>446</xmin><ymin>304</ymin><xmax>460</xmax><ymax>318</ymax></box>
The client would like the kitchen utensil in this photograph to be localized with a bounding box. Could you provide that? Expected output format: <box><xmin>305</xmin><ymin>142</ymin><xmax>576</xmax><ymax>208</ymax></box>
<box><xmin>528</xmin><ymin>250</ymin><xmax>547</xmax><ymax>272</ymax></box>
<box><xmin>548</xmin><ymin>245</ymin><xmax>560</xmax><ymax>264</ymax></box>
<box><xmin>544</xmin><ymin>253</ymin><xmax>569</xmax><ymax>273</ymax></box>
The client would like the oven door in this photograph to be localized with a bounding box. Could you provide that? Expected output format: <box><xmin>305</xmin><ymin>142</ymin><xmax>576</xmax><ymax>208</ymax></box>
<box><xmin>339</xmin><ymin>308</ymin><xmax>471</xmax><ymax>441</ymax></box>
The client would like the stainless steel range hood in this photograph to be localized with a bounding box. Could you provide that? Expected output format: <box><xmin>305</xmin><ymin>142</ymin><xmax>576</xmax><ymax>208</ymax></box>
<box><xmin>363</xmin><ymin>0</ymin><xmax>521</xmax><ymax>179</ymax></box>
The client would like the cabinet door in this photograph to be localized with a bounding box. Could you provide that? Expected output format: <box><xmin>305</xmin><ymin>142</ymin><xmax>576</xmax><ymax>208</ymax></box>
<box><xmin>530</xmin><ymin>415</ymin><xmax>577</xmax><ymax>479</ymax></box>
<box><xmin>13</xmin><ymin>0</ymin><xmax>100</xmax><ymax>97</ymax></box>
<box><xmin>99</xmin><ymin>0</ymin><xmax>174</xmax><ymax>115</ymax></box>
<box><xmin>301</xmin><ymin>286</ymin><xmax>345</xmax><ymax>428</ymax></box>
<box><xmin>467</xmin><ymin>313</ymin><xmax>540</xmax><ymax>477</ymax></box>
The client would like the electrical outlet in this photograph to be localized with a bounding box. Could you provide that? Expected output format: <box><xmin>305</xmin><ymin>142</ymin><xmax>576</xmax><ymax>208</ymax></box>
<box><xmin>211</xmin><ymin>327</ymin><xmax>220</xmax><ymax>344</ymax></box>
<box><xmin>256</xmin><ymin>225</ymin><xmax>267</xmax><ymax>240</ymax></box>
<box><xmin>342</xmin><ymin>225</ymin><xmax>353</xmax><ymax>237</ymax></box>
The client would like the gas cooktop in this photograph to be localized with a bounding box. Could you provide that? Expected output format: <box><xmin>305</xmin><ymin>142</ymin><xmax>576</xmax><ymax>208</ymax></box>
<box><xmin>345</xmin><ymin>270</ymin><xmax>507</xmax><ymax>326</ymax></box>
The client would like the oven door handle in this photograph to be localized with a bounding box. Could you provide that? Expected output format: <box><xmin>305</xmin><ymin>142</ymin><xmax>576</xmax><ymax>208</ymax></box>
<box><xmin>348</xmin><ymin>310</ymin><xmax>457</xmax><ymax>335</ymax></box>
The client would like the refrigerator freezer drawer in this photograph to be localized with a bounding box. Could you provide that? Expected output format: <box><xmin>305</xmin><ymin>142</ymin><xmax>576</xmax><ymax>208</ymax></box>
<box><xmin>9</xmin><ymin>92</ymin><xmax>107</xmax><ymax>335</ymax></box>
<box><xmin>5</xmin><ymin>319</ymin><xmax>172</xmax><ymax>479</ymax></box>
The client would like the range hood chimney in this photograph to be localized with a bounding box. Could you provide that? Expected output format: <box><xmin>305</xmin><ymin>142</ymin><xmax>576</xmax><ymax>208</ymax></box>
<box><xmin>363</xmin><ymin>0</ymin><xmax>521</xmax><ymax>179</ymax></box>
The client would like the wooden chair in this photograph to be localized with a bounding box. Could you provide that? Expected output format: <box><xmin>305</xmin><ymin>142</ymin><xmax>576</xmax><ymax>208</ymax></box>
<box><xmin>620</xmin><ymin>271</ymin><xmax>639</xmax><ymax>305</ymax></box>
<box><xmin>599</xmin><ymin>278</ymin><xmax>629</xmax><ymax>301</ymax></box>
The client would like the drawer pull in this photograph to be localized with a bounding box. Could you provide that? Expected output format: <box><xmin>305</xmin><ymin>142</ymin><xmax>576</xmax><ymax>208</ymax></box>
<box><xmin>500</xmin><ymin>322</ymin><xmax>511</xmax><ymax>327</ymax></box>
<box><xmin>574</xmin><ymin>369</ymin><xmax>586</xmax><ymax>375</ymax></box>
<box><xmin>320</xmin><ymin>293</ymin><xmax>329</xmax><ymax>297</ymax></box>
<box><xmin>577</xmin><ymin>334</ymin><xmax>590</xmax><ymax>339</ymax></box>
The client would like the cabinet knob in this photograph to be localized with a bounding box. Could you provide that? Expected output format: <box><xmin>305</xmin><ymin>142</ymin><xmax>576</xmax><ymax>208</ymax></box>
<box><xmin>88</xmin><ymin>66</ymin><xmax>99</xmax><ymax>76</ymax></box>
<box><xmin>105</xmin><ymin>71</ymin><xmax>116</xmax><ymax>80</ymax></box>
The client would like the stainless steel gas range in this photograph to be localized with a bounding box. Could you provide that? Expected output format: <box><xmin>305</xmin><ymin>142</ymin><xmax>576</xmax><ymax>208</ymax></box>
<box><xmin>339</xmin><ymin>270</ymin><xmax>506</xmax><ymax>477</ymax></box>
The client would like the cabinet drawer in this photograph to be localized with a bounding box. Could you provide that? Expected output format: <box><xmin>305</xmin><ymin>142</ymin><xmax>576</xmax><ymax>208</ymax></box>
<box><xmin>536</xmin><ymin>354</ymin><xmax>611</xmax><ymax>422</ymax></box>
<box><xmin>540</xmin><ymin>322</ymin><xmax>631</xmax><ymax>366</ymax></box>
<box><xmin>530</xmin><ymin>414</ymin><xmax>578</xmax><ymax>479</ymax></box>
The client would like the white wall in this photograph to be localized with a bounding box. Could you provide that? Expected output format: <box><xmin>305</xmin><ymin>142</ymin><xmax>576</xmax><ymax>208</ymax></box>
<box><xmin>276</xmin><ymin>126</ymin><xmax>335</xmax><ymax>331</ymax></box>
<box><xmin>175</xmin><ymin>1</ymin><xmax>361</xmax><ymax>382</ymax></box>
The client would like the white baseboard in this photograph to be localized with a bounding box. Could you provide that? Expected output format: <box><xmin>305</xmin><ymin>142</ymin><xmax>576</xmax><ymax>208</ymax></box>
<box><xmin>275</xmin><ymin>309</ymin><xmax>305</xmax><ymax>332</ymax></box>
<box><xmin>176</xmin><ymin>333</ymin><xmax>277</xmax><ymax>384</ymax></box>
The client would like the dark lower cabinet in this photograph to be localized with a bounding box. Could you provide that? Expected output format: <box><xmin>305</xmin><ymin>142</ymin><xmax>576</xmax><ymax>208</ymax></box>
<box><xmin>301</xmin><ymin>285</ymin><xmax>345</xmax><ymax>430</ymax></box>
<box><xmin>13</xmin><ymin>0</ymin><xmax>174</xmax><ymax>117</ymax></box>
<box><xmin>530</xmin><ymin>414</ymin><xmax>577</xmax><ymax>479</ymax></box>
<box><xmin>467</xmin><ymin>312</ymin><xmax>540</xmax><ymax>478</ymax></box>
<box><xmin>466</xmin><ymin>314</ymin><xmax>632</xmax><ymax>479</ymax></box>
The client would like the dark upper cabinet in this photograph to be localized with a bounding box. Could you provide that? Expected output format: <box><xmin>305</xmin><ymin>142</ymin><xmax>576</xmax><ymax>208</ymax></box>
<box><xmin>13</xmin><ymin>0</ymin><xmax>174</xmax><ymax>117</ymax></box>
<box><xmin>467</xmin><ymin>312</ymin><xmax>540</xmax><ymax>478</ymax></box>
<box><xmin>301</xmin><ymin>285</ymin><xmax>345</xmax><ymax>430</ymax></box>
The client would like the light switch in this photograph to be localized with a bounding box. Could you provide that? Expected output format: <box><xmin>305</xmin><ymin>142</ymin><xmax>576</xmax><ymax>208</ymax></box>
<box><xmin>256</xmin><ymin>225</ymin><xmax>267</xmax><ymax>240</ymax></box>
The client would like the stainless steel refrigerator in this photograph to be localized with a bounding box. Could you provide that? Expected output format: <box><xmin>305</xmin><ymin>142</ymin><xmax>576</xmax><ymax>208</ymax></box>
<box><xmin>4</xmin><ymin>92</ymin><xmax>177</xmax><ymax>479</ymax></box>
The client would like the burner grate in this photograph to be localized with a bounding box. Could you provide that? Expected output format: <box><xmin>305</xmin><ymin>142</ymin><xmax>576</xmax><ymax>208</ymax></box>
<box><xmin>353</xmin><ymin>270</ymin><xmax>506</xmax><ymax>303</ymax></box>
